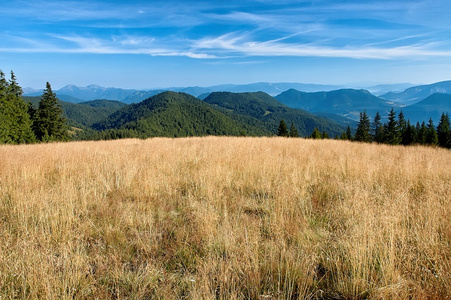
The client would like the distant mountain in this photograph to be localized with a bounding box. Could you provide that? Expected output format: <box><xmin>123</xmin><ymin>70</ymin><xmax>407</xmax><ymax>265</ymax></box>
<box><xmin>122</xmin><ymin>90</ymin><xmax>168</xmax><ymax>104</ymax></box>
<box><xmin>205</xmin><ymin>82</ymin><xmax>340</xmax><ymax>96</ymax></box>
<box><xmin>23</xmin><ymin>82</ymin><xmax>343</xmax><ymax>103</ymax></box>
<box><xmin>275</xmin><ymin>89</ymin><xmax>400</xmax><ymax>121</ymax></box>
<box><xmin>56</xmin><ymin>84</ymin><xmax>137</xmax><ymax>102</ymax></box>
<box><xmin>366</xmin><ymin>83</ymin><xmax>415</xmax><ymax>96</ymax></box>
<box><xmin>93</xmin><ymin>91</ymin><xmax>270</xmax><ymax>137</ymax></box>
<box><xmin>121</xmin><ymin>82</ymin><xmax>342</xmax><ymax>103</ymax></box>
<box><xmin>401</xmin><ymin>93</ymin><xmax>451</xmax><ymax>124</ymax></box>
<box><xmin>203</xmin><ymin>91</ymin><xmax>348</xmax><ymax>136</ymax></box>
<box><xmin>22</xmin><ymin>87</ymin><xmax>43</xmax><ymax>95</ymax></box>
<box><xmin>380</xmin><ymin>80</ymin><xmax>451</xmax><ymax>105</ymax></box>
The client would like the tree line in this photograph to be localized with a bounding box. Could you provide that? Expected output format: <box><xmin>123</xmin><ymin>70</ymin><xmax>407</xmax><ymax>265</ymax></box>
<box><xmin>0</xmin><ymin>70</ymin><xmax>68</xmax><ymax>144</ymax></box>
<box><xmin>279</xmin><ymin>108</ymin><xmax>451</xmax><ymax>149</ymax></box>
<box><xmin>342</xmin><ymin>109</ymin><xmax>450</xmax><ymax>148</ymax></box>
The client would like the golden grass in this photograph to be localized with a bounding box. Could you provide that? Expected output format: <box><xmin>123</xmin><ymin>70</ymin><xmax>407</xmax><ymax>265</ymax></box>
<box><xmin>0</xmin><ymin>137</ymin><xmax>450</xmax><ymax>299</ymax></box>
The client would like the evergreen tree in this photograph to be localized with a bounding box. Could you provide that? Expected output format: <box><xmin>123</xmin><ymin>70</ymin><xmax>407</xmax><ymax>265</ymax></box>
<box><xmin>346</xmin><ymin>125</ymin><xmax>353</xmax><ymax>141</ymax></box>
<box><xmin>437</xmin><ymin>113</ymin><xmax>451</xmax><ymax>148</ymax></box>
<box><xmin>310</xmin><ymin>128</ymin><xmax>321</xmax><ymax>139</ymax></box>
<box><xmin>33</xmin><ymin>82</ymin><xmax>69</xmax><ymax>142</ymax></box>
<box><xmin>289</xmin><ymin>121</ymin><xmax>299</xmax><ymax>137</ymax></box>
<box><xmin>321</xmin><ymin>131</ymin><xmax>329</xmax><ymax>139</ymax></box>
<box><xmin>384</xmin><ymin>108</ymin><xmax>400</xmax><ymax>145</ymax></box>
<box><xmin>0</xmin><ymin>70</ymin><xmax>35</xmax><ymax>144</ymax></box>
<box><xmin>425</xmin><ymin>118</ymin><xmax>438</xmax><ymax>146</ymax></box>
<box><xmin>398</xmin><ymin>110</ymin><xmax>407</xmax><ymax>140</ymax></box>
<box><xmin>340</xmin><ymin>131</ymin><xmax>348</xmax><ymax>140</ymax></box>
<box><xmin>0</xmin><ymin>71</ymin><xmax>9</xmax><ymax>143</ymax></box>
<box><xmin>277</xmin><ymin>119</ymin><xmax>289</xmax><ymax>137</ymax></box>
<box><xmin>402</xmin><ymin>120</ymin><xmax>417</xmax><ymax>146</ymax></box>
<box><xmin>372</xmin><ymin>111</ymin><xmax>384</xmax><ymax>143</ymax></box>
<box><xmin>416</xmin><ymin>121</ymin><xmax>428</xmax><ymax>145</ymax></box>
<box><xmin>354</xmin><ymin>110</ymin><xmax>372</xmax><ymax>142</ymax></box>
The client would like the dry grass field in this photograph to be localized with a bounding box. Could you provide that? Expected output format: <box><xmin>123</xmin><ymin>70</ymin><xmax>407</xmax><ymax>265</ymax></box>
<box><xmin>0</xmin><ymin>137</ymin><xmax>450</xmax><ymax>299</ymax></box>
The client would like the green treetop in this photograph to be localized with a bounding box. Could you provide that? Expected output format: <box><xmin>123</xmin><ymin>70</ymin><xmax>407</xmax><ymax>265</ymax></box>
<box><xmin>0</xmin><ymin>70</ymin><xmax>35</xmax><ymax>144</ymax></box>
<box><xmin>33</xmin><ymin>82</ymin><xmax>69</xmax><ymax>142</ymax></box>
<box><xmin>277</xmin><ymin>119</ymin><xmax>289</xmax><ymax>137</ymax></box>
<box><xmin>354</xmin><ymin>110</ymin><xmax>372</xmax><ymax>142</ymax></box>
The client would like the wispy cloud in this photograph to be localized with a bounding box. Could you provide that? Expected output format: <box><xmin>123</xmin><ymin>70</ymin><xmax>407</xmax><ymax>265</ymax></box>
<box><xmin>2</xmin><ymin>0</ymin><xmax>451</xmax><ymax>60</ymax></box>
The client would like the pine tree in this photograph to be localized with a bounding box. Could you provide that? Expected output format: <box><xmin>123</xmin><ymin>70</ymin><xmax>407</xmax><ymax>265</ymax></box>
<box><xmin>354</xmin><ymin>110</ymin><xmax>372</xmax><ymax>142</ymax></box>
<box><xmin>416</xmin><ymin>121</ymin><xmax>428</xmax><ymax>145</ymax></box>
<box><xmin>346</xmin><ymin>125</ymin><xmax>353</xmax><ymax>141</ymax></box>
<box><xmin>0</xmin><ymin>71</ymin><xmax>35</xmax><ymax>144</ymax></box>
<box><xmin>372</xmin><ymin>111</ymin><xmax>384</xmax><ymax>143</ymax></box>
<box><xmin>289</xmin><ymin>121</ymin><xmax>299</xmax><ymax>137</ymax></box>
<box><xmin>384</xmin><ymin>108</ymin><xmax>400</xmax><ymax>145</ymax></box>
<box><xmin>402</xmin><ymin>120</ymin><xmax>417</xmax><ymax>146</ymax></box>
<box><xmin>425</xmin><ymin>118</ymin><xmax>438</xmax><ymax>146</ymax></box>
<box><xmin>310</xmin><ymin>128</ymin><xmax>321</xmax><ymax>139</ymax></box>
<box><xmin>33</xmin><ymin>82</ymin><xmax>69</xmax><ymax>142</ymax></box>
<box><xmin>398</xmin><ymin>110</ymin><xmax>407</xmax><ymax>140</ymax></box>
<box><xmin>437</xmin><ymin>113</ymin><xmax>450</xmax><ymax>148</ymax></box>
<box><xmin>277</xmin><ymin>119</ymin><xmax>289</xmax><ymax>137</ymax></box>
<box><xmin>0</xmin><ymin>71</ymin><xmax>9</xmax><ymax>143</ymax></box>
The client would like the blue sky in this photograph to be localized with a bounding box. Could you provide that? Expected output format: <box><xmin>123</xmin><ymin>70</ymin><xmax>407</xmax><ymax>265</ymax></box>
<box><xmin>1</xmin><ymin>0</ymin><xmax>451</xmax><ymax>89</ymax></box>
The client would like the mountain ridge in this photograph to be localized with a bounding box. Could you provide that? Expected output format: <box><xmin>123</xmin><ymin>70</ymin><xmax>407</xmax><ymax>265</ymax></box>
<box><xmin>380</xmin><ymin>80</ymin><xmax>451</xmax><ymax>105</ymax></box>
<box><xmin>275</xmin><ymin>88</ymin><xmax>400</xmax><ymax>121</ymax></box>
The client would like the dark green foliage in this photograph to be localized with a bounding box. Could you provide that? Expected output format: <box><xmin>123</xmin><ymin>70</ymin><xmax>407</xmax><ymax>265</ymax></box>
<box><xmin>310</xmin><ymin>128</ymin><xmax>322</xmax><ymax>139</ymax></box>
<box><xmin>204</xmin><ymin>92</ymin><xmax>346</xmax><ymax>137</ymax></box>
<box><xmin>289</xmin><ymin>121</ymin><xmax>299</xmax><ymax>137</ymax></box>
<box><xmin>384</xmin><ymin>108</ymin><xmax>401</xmax><ymax>145</ymax></box>
<box><xmin>372</xmin><ymin>111</ymin><xmax>384</xmax><ymax>143</ymax></box>
<box><xmin>346</xmin><ymin>125</ymin><xmax>353</xmax><ymax>141</ymax></box>
<box><xmin>94</xmin><ymin>91</ymin><xmax>270</xmax><ymax>137</ymax></box>
<box><xmin>416</xmin><ymin>122</ymin><xmax>428</xmax><ymax>145</ymax></box>
<box><xmin>437</xmin><ymin>113</ymin><xmax>451</xmax><ymax>148</ymax></box>
<box><xmin>32</xmin><ymin>82</ymin><xmax>69</xmax><ymax>142</ymax></box>
<box><xmin>425</xmin><ymin>118</ymin><xmax>438</xmax><ymax>146</ymax></box>
<box><xmin>25</xmin><ymin>97</ymin><xmax>127</xmax><ymax>128</ymax></box>
<box><xmin>398</xmin><ymin>111</ymin><xmax>407</xmax><ymax>138</ymax></box>
<box><xmin>341</xmin><ymin>108</ymin><xmax>450</xmax><ymax>148</ymax></box>
<box><xmin>0</xmin><ymin>70</ymin><xmax>35</xmax><ymax>144</ymax></box>
<box><xmin>277</xmin><ymin>120</ymin><xmax>288</xmax><ymax>137</ymax></box>
<box><xmin>354</xmin><ymin>110</ymin><xmax>372</xmax><ymax>142</ymax></box>
<box><xmin>402</xmin><ymin>121</ymin><xmax>417</xmax><ymax>146</ymax></box>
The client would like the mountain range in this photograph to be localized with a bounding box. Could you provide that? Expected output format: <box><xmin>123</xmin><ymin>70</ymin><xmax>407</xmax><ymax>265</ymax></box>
<box><xmin>91</xmin><ymin>91</ymin><xmax>347</xmax><ymax>138</ymax></box>
<box><xmin>23</xmin><ymin>80</ymin><xmax>451</xmax><ymax>128</ymax></box>
<box><xmin>25</xmin><ymin>82</ymin><xmax>421</xmax><ymax>104</ymax></box>
<box><xmin>380</xmin><ymin>80</ymin><xmax>451</xmax><ymax>106</ymax></box>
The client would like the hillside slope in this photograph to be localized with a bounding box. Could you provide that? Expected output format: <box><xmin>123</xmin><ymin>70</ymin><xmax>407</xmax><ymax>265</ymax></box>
<box><xmin>93</xmin><ymin>91</ymin><xmax>271</xmax><ymax>137</ymax></box>
<box><xmin>402</xmin><ymin>93</ymin><xmax>451</xmax><ymax>123</ymax></box>
<box><xmin>380</xmin><ymin>80</ymin><xmax>451</xmax><ymax>105</ymax></box>
<box><xmin>203</xmin><ymin>91</ymin><xmax>348</xmax><ymax>136</ymax></box>
<box><xmin>23</xmin><ymin>97</ymin><xmax>127</xmax><ymax>128</ymax></box>
<box><xmin>275</xmin><ymin>89</ymin><xmax>398</xmax><ymax>121</ymax></box>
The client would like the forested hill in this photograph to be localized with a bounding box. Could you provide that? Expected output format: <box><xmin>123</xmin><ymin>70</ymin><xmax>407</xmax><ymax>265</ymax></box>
<box><xmin>203</xmin><ymin>91</ymin><xmax>348</xmax><ymax>137</ymax></box>
<box><xmin>92</xmin><ymin>91</ymin><xmax>271</xmax><ymax>137</ymax></box>
<box><xmin>275</xmin><ymin>89</ymin><xmax>399</xmax><ymax>121</ymax></box>
<box><xmin>24</xmin><ymin>96</ymin><xmax>127</xmax><ymax>128</ymax></box>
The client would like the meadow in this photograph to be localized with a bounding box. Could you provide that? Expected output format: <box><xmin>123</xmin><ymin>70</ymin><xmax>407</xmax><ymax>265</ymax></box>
<box><xmin>0</xmin><ymin>137</ymin><xmax>450</xmax><ymax>299</ymax></box>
